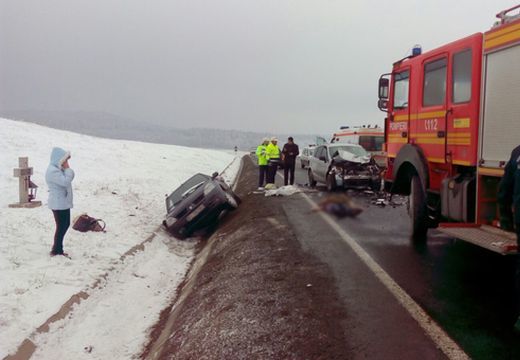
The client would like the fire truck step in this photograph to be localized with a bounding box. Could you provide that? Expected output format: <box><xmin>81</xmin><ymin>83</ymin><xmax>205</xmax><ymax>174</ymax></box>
<box><xmin>437</xmin><ymin>224</ymin><xmax>518</xmax><ymax>255</ymax></box>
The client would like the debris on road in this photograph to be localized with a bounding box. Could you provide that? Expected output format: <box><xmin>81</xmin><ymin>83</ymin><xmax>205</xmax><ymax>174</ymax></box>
<box><xmin>264</xmin><ymin>183</ymin><xmax>277</xmax><ymax>190</ymax></box>
<box><xmin>362</xmin><ymin>190</ymin><xmax>406</xmax><ymax>208</ymax></box>
<box><xmin>265</xmin><ymin>185</ymin><xmax>302</xmax><ymax>197</ymax></box>
<box><xmin>371</xmin><ymin>198</ymin><xmax>388</xmax><ymax>207</ymax></box>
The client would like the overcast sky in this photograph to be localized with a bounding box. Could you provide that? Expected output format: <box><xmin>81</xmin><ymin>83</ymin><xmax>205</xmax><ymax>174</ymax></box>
<box><xmin>0</xmin><ymin>0</ymin><xmax>515</xmax><ymax>134</ymax></box>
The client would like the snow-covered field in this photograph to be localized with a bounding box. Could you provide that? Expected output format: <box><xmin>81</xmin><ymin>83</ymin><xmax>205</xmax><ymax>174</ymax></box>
<box><xmin>0</xmin><ymin>118</ymin><xmax>241</xmax><ymax>359</ymax></box>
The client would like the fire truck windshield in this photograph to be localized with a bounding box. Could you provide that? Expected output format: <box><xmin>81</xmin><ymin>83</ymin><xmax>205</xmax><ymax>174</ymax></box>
<box><xmin>393</xmin><ymin>70</ymin><xmax>409</xmax><ymax>109</ymax></box>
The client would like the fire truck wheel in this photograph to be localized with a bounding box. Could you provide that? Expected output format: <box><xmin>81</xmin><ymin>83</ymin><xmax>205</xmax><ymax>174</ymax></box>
<box><xmin>326</xmin><ymin>174</ymin><xmax>337</xmax><ymax>192</ymax></box>
<box><xmin>495</xmin><ymin>257</ymin><xmax>520</xmax><ymax>327</ymax></box>
<box><xmin>409</xmin><ymin>174</ymin><xmax>428</xmax><ymax>241</ymax></box>
<box><xmin>308</xmin><ymin>170</ymin><xmax>317</xmax><ymax>188</ymax></box>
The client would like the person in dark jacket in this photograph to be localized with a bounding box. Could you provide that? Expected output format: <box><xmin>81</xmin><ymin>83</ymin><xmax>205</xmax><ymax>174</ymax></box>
<box><xmin>498</xmin><ymin>145</ymin><xmax>520</xmax><ymax>234</ymax></box>
<box><xmin>498</xmin><ymin>144</ymin><xmax>520</xmax><ymax>325</ymax></box>
<box><xmin>281</xmin><ymin>137</ymin><xmax>299</xmax><ymax>186</ymax></box>
<box><xmin>45</xmin><ymin>147</ymin><xmax>75</xmax><ymax>257</ymax></box>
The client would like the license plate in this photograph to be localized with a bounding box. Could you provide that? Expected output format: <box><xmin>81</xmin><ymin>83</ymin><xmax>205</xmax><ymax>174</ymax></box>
<box><xmin>186</xmin><ymin>204</ymin><xmax>205</xmax><ymax>221</ymax></box>
<box><xmin>344</xmin><ymin>175</ymin><xmax>370</xmax><ymax>180</ymax></box>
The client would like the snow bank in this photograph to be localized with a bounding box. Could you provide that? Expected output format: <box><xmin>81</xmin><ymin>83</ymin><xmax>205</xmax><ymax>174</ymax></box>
<box><xmin>0</xmin><ymin>118</ymin><xmax>239</xmax><ymax>358</ymax></box>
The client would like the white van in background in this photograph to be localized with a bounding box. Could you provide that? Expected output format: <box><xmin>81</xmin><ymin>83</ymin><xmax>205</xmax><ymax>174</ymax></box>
<box><xmin>299</xmin><ymin>146</ymin><xmax>316</xmax><ymax>169</ymax></box>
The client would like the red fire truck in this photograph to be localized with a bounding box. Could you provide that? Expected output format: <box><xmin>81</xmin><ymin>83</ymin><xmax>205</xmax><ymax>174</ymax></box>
<box><xmin>377</xmin><ymin>5</ymin><xmax>520</xmax><ymax>255</ymax></box>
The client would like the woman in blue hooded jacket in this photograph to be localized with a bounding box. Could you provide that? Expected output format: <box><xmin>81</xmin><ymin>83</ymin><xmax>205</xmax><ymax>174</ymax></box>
<box><xmin>45</xmin><ymin>147</ymin><xmax>75</xmax><ymax>257</ymax></box>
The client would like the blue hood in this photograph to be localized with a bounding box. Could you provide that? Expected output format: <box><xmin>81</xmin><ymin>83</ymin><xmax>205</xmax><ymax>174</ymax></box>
<box><xmin>50</xmin><ymin>147</ymin><xmax>69</xmax><ymax>167</ymax></box>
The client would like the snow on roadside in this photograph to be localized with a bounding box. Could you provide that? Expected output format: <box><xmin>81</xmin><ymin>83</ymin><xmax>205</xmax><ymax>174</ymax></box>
<box><xmin>33</xmin><ymin>231</ymin><xmax>195</xmax><ymax>359</ymax></box>
<box><xmin>219</xmin><ymin>152</ymin><xmax>243</xmax><ymax>189</ymax></box>
<box><xmin>0</xmin><ymin>118</ymin><xmax>240</xmax><ymax>358</ymax></box>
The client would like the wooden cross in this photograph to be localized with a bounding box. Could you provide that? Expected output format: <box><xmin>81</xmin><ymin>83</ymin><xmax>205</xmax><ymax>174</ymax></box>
<box><xmin>9</xmin><ymin>157</ymin><xmax>42</xmax><ymax>208</ymax></box>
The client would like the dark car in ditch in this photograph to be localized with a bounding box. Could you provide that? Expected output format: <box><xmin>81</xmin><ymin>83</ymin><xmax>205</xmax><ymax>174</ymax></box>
<box><xmin>163</xmin><ymin>173</ymin><xmax>240</xmax><ymax>239</ymax></box>
<box><xmin>308</xmin><ymin>143</ymin><xmax>381</xmax><ymax>191</ymax></box>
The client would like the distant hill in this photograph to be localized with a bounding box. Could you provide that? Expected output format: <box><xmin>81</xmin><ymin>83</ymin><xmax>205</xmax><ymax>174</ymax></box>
<box><xmin>0</xmin><ymin>110</ymin><xmax>323</xmax><ymax>151</ymax></box>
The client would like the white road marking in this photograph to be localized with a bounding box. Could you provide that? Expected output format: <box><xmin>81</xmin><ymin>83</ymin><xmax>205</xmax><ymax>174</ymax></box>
<box><xmin>300</xmin><ymin>192</ymin><xmax>469</xmax><ymax>360</ymax></box>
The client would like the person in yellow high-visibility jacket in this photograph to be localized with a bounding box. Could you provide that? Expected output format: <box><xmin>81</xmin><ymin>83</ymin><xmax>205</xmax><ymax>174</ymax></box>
<box><xmin>265</xmin><ymin>137</ymin><xmax>281</xmax><ymax>184</ymax></box>
<box><xmin>255</xmin><ymin>138</ymin><xmax>269</xmax><ymax>190</ymax></box>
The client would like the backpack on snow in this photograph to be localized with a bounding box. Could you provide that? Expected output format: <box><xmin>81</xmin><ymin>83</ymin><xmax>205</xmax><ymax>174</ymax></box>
<box><xmin>72</xmin><ymin>213</ymin><xmax>106</xmax><ymax>232</ymax></box>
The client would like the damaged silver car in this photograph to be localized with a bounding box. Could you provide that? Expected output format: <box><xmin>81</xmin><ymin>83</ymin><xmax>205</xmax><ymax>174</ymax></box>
<box><xmin>308</xmin><ymin>143</ymin><xmax>381</xmax><ymax>191</ymax></box>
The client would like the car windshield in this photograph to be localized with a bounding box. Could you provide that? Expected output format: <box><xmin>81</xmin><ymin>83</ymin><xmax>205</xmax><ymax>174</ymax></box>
<box><xmin>181</xmin><ymin>181</ymin><xmax>205</xmax><ymax>198</ymax></box>
<box><xmin>167</xmin><ymin>174</ymin><xmax>210</xmax><ymax>211</ymax></box>
<box><xmin>330</xmin><ymin>145</ymin><xmax>368</xmax><ymax>157</ymax></box>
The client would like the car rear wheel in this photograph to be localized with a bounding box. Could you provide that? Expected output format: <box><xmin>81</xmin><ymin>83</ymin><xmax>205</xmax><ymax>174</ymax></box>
<box><xmin>308</xmin><ymin>170</ymin><xmax>317</xmax><ymax>188</ymax></box>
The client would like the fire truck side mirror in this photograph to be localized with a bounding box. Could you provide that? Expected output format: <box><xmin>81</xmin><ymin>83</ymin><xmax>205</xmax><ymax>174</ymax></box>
<box><xmin>378</xmin><ymin>77</ymin><xmax>389</xmax><ymax>99</ymax></box>
<box><xmin>378</xmin><ymin>99</ymin><xmax>388</xmax><ymax>111</ymax></box>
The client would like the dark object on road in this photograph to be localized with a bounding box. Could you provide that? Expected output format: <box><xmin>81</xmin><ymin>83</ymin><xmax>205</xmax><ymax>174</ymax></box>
<box><xmin>163</xmin><ymin>173</ymin><xmax>240</xmax><ymax>239</ymax></box>
<box><xmin>313</xmin><ymin>194</ymin><xmax>363</xmax><ymax>218</ymax></box>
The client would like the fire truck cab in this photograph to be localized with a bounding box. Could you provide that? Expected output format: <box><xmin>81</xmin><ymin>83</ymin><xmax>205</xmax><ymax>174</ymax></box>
<box><xmin>378</xmin><ymin>5</ymin><xmax>520</xmax><ymax>255</ymax></box>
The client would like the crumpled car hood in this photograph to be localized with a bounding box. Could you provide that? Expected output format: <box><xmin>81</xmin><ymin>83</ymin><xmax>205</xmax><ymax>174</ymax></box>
<box><xmin>334</xmin><ymin>149</ymin><xmax>371</xmax><ymax>164</ymax></box>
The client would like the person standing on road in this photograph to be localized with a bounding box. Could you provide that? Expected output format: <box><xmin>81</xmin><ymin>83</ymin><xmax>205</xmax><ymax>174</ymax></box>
<box><xmin>498</xmin><ymin>144</ymin><xmax>520</xmax><ymax>325</ymax></box>
<box><xmin>46</xmin><ymin>147</ymin><xmax>75</xmax><ymax>258</ymax></box>
<box><xmin>266</xmin><ymin>137</ymin><xmax>281</xmax><ymax>185</ymax></box>
<box><xmin>282</xmin><ymin>137</ymin><xmax>299</xmax><ymax>186</ymax></box>
<box><xmin>256</xmin><ymin>138</ymin><xmax>269</xmax><ymax>190</ymax></box>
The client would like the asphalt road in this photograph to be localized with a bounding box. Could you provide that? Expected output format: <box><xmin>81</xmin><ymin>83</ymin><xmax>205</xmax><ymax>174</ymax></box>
<box><xmin>275</xmin><ymin>160</ymin><xmax>520</xmax><ymax>360</ymax></box>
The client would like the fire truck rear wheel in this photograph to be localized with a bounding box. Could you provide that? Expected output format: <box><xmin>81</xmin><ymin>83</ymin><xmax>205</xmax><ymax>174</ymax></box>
<box><xmin>409</xmin><ymin>174</ymin><xmax>428</xmax><ymax>241</ymax></box>
<box><xmin>501</xmin><ymin>257</ymin><xmax>520</xmax><ymax>327</ymax></box>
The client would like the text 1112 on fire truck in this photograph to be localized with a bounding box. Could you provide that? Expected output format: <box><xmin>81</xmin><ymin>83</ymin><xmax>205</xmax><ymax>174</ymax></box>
<box><xmin>378</xmin><ymin>5</ymin><xmax>520</xmax><ymax>255</ymax></box>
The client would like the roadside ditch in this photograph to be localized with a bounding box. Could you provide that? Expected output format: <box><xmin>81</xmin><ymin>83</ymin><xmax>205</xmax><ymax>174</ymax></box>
<box><xmin>142</xmin><ymin>157</ymin><xmax>351</xmax><ymax>359</ymax></box>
